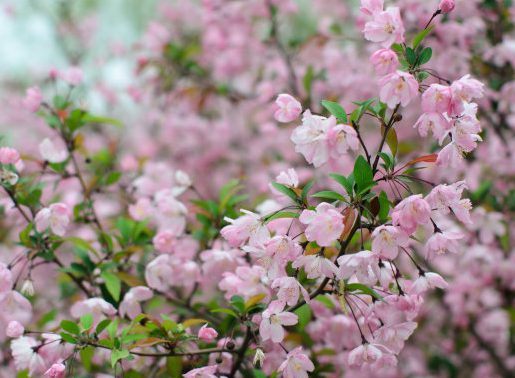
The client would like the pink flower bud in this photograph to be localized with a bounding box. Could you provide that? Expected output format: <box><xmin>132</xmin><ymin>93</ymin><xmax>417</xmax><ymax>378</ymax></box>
<box><xmin>198</xmin><ymin>324</ymin><xmax>218</xmax><ymax>342</ymax></box>
<box><xmin>22</xmin><ymin>86</ymin><xmax>42</xmax><ymax>113</ymax></box>
<box><xmin>274</xmin><ymin>94</ymin><xmax>302</xmax><ymax>123</ymax></box>
<box><xmin>6</xmin><ymin>321</ymin><xmax>24</xmax><ymax>338</ymax></box>
<box><xmin>0</xmin><ymin>147</ymin><xmax>20</xmax><ymax>165</ymax></box>
<box><xmin>439</xmin><ymin>0</ymin><xmax>455</xmax><ymax>13</ymax></box>
<box><xmin>44</xmin><ymin>363</ymin><xmax>66</xmax><ymax>378</ymax></box>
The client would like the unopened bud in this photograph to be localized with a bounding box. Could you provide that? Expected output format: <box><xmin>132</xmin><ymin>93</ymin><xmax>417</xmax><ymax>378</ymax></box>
<box><xmin>20</xmin><ymin>279</ymin><xmax>35</xmax><ymax>297</ymax></box>
<box><xmin>253</xmin><ymin>347</ymin><xmax>265</xmax><ymax>367</ymax></box>
<box><xmin>439</xmin><ymin>0</ymin><xmax>455</xmax><ymax>13</ymax></box>
<box><xmin>393</xmin><ymin>114</ymin><xmax>403</xmax><ymax>122</ymax></box>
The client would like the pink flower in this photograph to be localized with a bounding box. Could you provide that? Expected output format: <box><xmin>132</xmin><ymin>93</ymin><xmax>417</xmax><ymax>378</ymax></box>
<box><xmin>274</xmin><ymin>94</ymin><xmax>302</xmax><ymax>123</ymax></box>
<box><xmin>421</xmin><ymin>84</ymin><xmax>452</xmax><ymax>114</ymax></box>
<box><xmin>183</xmin><ymin>365</ymin><xmax>218</xmax><ymax>378</ymax></box>
<box><xmin>128</xmin><ymin>197</ymin><xmax>153</xmax><ymax>221</ymax></box>
<box><xmin>411</xmin><ymin>272</ymin><xmax>448</xmax><ymax>294</ymax></box>
<box><xmin>439</xmin><ymin>0</ymin><xmax>455</xmax><ymax>13</ymax></box>
<box><xmin>271</xmin><ymin>277</ymin><xmax>311</xmax><ymax>306</ymax></box>
<box><xmin>10</xmin><ymin>336</ymin><xmax>46</xmax><ymax>376</ymax></box>
<box><xmin>0</xmin><ymin>147</ymin><xmax>20</xmax><ymax>165</ymax></box>
<box><xmin>119</xmin><ymin>286</ymin><xmax>153</xmax><ymax>320</ymax></box>
<box><xmin>337</xmin><ymin>250</ymin><xmax>379</xmax><ymax>286</ymax></box>
<box><xmin>145</xmin><ymin>255</ymin><xmax>174</xmax><ymax>291</ymax></box>
<box><xmin>6</xmin><ymin>321</ymin><xmax>24</xmax><ymax>338</ymax></box>
<box><xmin>363</xmin><ymin>7</ymin><xmax>405</xmax><ymax>48</ymax></box>
<box><xmin>259</xmin><ymin>300</ymin><xmax>298</xmax><ymax>343</ymax></box>
<box><xmin>221</xmin><ymin>209</ymin><xmax>270</xmax><ymax>248</ymax></box>
<box><xmin>0</xmin><ymin>263</ymin><xmax>13</xmax><ymax>292</ymax></box>
<box><xmin>278</xmin><ymin>347</ymin><xmax>315</xmax><ymax>378</ymax></box>
<box><xmin>391</xmin><ymin>195</ymin><xmax>431</xmax><ymax>234</ymax></box>
<box><xmin>44</xmin><ymin>363</ymin><xmax>66</xmax><ymax>378</ymax></box>
<box><xmin>348</xmin><ymin>343</ymin><xmax>385</xmax><ymax>367</ymax></box>
<box><xmin>35</xmin><ymin>203</ymin><xmax>70</xmax><ymax>236</ymax></box>
<box><xmin>425</xmin><ymin>181</ymin><xmax>472</xmax><ymax>223</ymax></box>
<box><xmin>371</xmin><ymin>225</ymin><xmax>409</xmax><ymax>260</ymax></box>
<box><xmin>326</xmin><ymin>122</ymin><xmax>360</xmax><ymax>158</ymax></box>
<box><xmin>425</xmin><ymin>231</ymin><xmax>463</xmax><ymax>259</ymax></box>
<box><xmin>413</xmin><ymin>112</ymin><xmax>451</xmax><ymax>143</ymax></box>
<box><xmin>292</xmin><ymin>254</ymin><xmax>338</xmax><ymax>279</ymax></box>
<box><xmin>39</xmin><ymin>139</ymin><xmax>68</xmax><ymax>163</ymax></box>
<box><xmin>198</xmin><ymin>324</ymin><xmax>218</xmax><ymax>342</ymax></box>
<box><xmin>70</xmin><ymin>297</ymin><xmax>117</xmax><ymax>324</ymax></box>
<box><xmin>22</xmin><ymin>86</ymin><xmax>42</xmax><ymax>112</ymax></box>
<box><xmin>59</xmin><ymin>66</ymin><xmax>83</xmax><ymax>85</ymax></box>
<box><xmin>370</xmin><ymin>49</ymin><xmax>398</xmax><ymax>75</ymax></box>
<box><xmin>290</xmin><ymin>110</ymin><xmax>331</xmax><ymax>167</ymax></box>
<box><xmin>153</xmin><ymin>230</ymin><xmax>177</xmax><ymax>254</ymax></box>
<box><xmin>378</xmin><ymin>70</ymin><xmax>419</xmax><ymax>108</ymax></box>
<box><xmin>359</xmin><ymin>0</ymin><xmax>384</xmax><ymax>15</ymax></box>
<box><xmin>299</xmin><ymin>203</ymin><xmax>344</xmax><ymax>247</ymax></box>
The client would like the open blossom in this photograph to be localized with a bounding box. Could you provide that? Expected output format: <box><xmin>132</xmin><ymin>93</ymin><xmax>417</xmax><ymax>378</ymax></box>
<box><xmin>439</xmin><ymin>0</ymin><xmax>455</xmax><ymax>13</ymax></box>
<box><xmin>153</xmin><ymin>230</ymin><xmax>177</xmax><ymax>254</ymax></box>
<box><xmin>221</xmin><ymin>209</ymin><xmax>270</xmax><ymax>247</ymax></box>
<box><xmin>359</xmin><ymin>0</ymin><xmax>383</xmax><ymax>15</ymax></box>
<box><xmin>425</xmin><ymin>181</ymin><xmax>472</xmax><ymax>223</ymax></box>
<box><xmin>35</xmin><ymin>203</ymin><xmax>70</xmax><ymax>236</ymax></box>
<box><xmin>145</xmin><ymin>254</ymin><xmax>174</xmax><ymax>291</ymax></box>
<box><xmin>11</xmin><ymin>337</ymin><xmax>46</xmax><ymax>376</ymax></box>
<box><xmin>274</xmin><ymin>94</ymin><xmax>302</xmax><ymax>123</ymax></box>
<box><xmin>259</xmin><ymin>300</ymin><xmax>298</xmax><ymax>343</ymax></box>
<box><xmin>291</xmin><ymin>110</ymin><xmax>331</xmax><ymax>167</ymax></box>
<box><xmin>421</xmin><ymin>84</ymin><xmax>452</xmax><ymax>114</ymax></box>
<box><xmin>270</xmin><ymin>168</ymin><xmax>299</xmax><ymax>203</ymax></box>
<box><xmin>299</xmin><ymin>203</ymin><xmax>344</xmax><ymax>247</ymax></box>
<box><xmin>425</xmin><ymin>231</ymin><xmax>463</xmax><ymax>259</ymax></box>
<box><xmin>370</xmin><ymin>49</ymin><xmax>398</xmax><ymax>75</ymax></box>
<box><xmin>414</xmin><ymin>112</ymin><xmax>451</xmax><ymax>143</ymax></box>
<box><xmin>39</xmin><ymin>139</ymin><xmax>67</xmax><ymax>163</ymax></box>
<box><xmin>378</xmin><ymin>71</ymin><xmax>419</xmax><ymax>108</ymax></box>
<box><xmin>326</xmin><ymin>122</ymin><xmax>360</xmax><ymax>158</ymax></box>
<box><xmin>6</xmin><ymin>321</ymin><xmax>24</xmax><ymax>338</ymax></box>
<box><xmin>363</xmin><ymin>7</ymin><xmax>405</xmax><ymax>48</ymax></box>
<box><xmin>348</xmin><ymin>343</ymin><xmax>387</xmax><ymax>368</ymax></box>
<box><xmin>22</xmin><ymin>86</ymin><xmax>42</xmax><ymax>112</ymax></box>
<box><xmin>371</xmin><ymin>225</ymin><xmax>409</xmax><ymax>260</ymax></box>
<box><xmin>198</xmin><ymin>324</ymin><xmax>218</xmax><ymax>342</ymax></box>
<box><xmin>59</xmin><ymin>66</ymin><xmax>83</xmax><ymax>85</ymax></box>
<box><xmin>292</xmin><ymin>254</ymin><xmax>338</xmax><ymax>279</ymax></box>
<box><xmin>337</xmin><ymin>250</ymin><xmax>379</xmax><ymax>286</ymax></box>
<box><xmin>0</xmin><ymin>147</ymin><xmax>21</xmax><ymax>165</ymax></box>
<box><xmin>119</xmin><ymin>286</ymin><xmax>153</xmax><ymax>319</ymax></box>
<box><xmin>391</xmin><ymin>195</ymin><xmax>431</xmax><ymax>234</ymax></box>
<box><xmin>44</xmin><ymin>363</ymin><xmax>66</xmax><ymax>378</ymax></box>
<box><xmin>183</xmin><ymin>365</ymin><xmax>218</xmax><ymax>378</ymax></box>
<box><xmin>278</xmin><ymin>347</ymin><xmax>315</xmax><ymax>378</ymax></box>
<box><xmin>70</xmin><ymin>297</ymin><xmax>117</xmax><ymax>324</ymax></box>
<box><xmin>0</xmin><ymin>263</ymin><xmax>13</xmax><ymax>291</ymax></box>
<box><xmin>272</xmin><ymin>277</ymin><xmax>311</xmax><ymax>306</ymax></box>
<box><xmin>411</xmin><ymin>272</ymin><xmax>448</xmax><ymax>294</ymax></box>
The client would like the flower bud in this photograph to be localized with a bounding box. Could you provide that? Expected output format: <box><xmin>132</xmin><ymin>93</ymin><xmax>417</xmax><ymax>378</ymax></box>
<box><xmin>253</xmin><ymin>347</ymin><xmax>265</xmax><ymax>367</ymax></box>
<box><xmin>44</xmin><ymin>363</ymin><xmax>66</xmax><ymax>378</ymax></box>
<box><xmin>6</xmin><ymin>321</ymin><xmax>24</xmax><ymax>338</ymax></box>
<box><xmin>20</xmin><ymin>279</ymin><xmax>35</xmax><ymax>296</ymax></box>
<box><xmin>175</xmin><ymin>170</ymin><xmax>192</xmax><ymax>187</ymax></box>
<box><xmin>439</xmin><ymin>0</ymin><xmax>455</xmax><ymax>13</ymax></box>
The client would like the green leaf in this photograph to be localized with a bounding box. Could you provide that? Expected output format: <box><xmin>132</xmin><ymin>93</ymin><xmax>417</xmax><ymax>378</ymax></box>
<box><xmin>82</xmin><ymin>114</ymin><xmax>124</xmax><ymax>129</ymax></box>
<box><xmin>314</xmin><ymin>295</ymin><xmax>335</xmax><ymax>309</ymax></box>
<box><xmin>304</xmin><ymin>66</ymin><xmax>314</xmax><ymax>96</ymax></box>
<box><xmin>378</xmin><ymin>191</ymin><xmax>391</xmax><ymax>220</ymax></box>
<box><xmin>418</xmin><ymin>72</ymin><xmax>429</xmax><ymax>81</ymax></box>
<box><xmin>384</xmin><ymin>127</ymin><xmax>398</xmax><ymax>157</ymax></box>
<box><xmin>107</xmin><ymin>318</ymin><xmax>119</xmax><ymax>339</ymax></box>
<box><xmin>263</xmin><ymin>211</ymin><xmax>299</xmax><ymax>223</ymax></box>
<box><xmin>96</xmin><ymin>319</ymin><xmax>112</xmax><ymax>335</ymax></box>
<box><xmin>111</xmin><ymin>349</ymin><xmax>130</xmax><ymax>368</ymax></box>
<box><xmin>294</xmin><ymin>304</ymin><xmax>312</xmax><ymax>330</ymax></box>
<box><xmin>53</xmin><ymin>95</ymin><xmax>68</xmax><ymax>110</ymax></box>
<box><xmin>19</xmin><ymin>223</ymin><xmax>33</xmax><ymax>247</ymax></box>
<box><xmin>345</xmin><ymin>283</ymin><xmax>386</xmax><ymax>303</ymax></box>
<box><xmin>405</xmin><ymin>47</ymin><xmax>417</xmax><ymax>66</ymax></box>
<box><xmin>329</xmin><ymin>173</ymin><xmax>353</xmax><ymax>197</ymax></box>
<box><xmin>61</xmin><ymin>320</ymin><xmax>80</xmax><ymax>335</ymax></box>
<box><xmin>101</xmin><ymin>272</ymin><xmax>122</xmax><ymax>302</ymax></box>
<box><xmin>377</xmin><ymin>152</ymin><xmax>393</xmax><ymax>169</ymax></box>
<box><xmin>80</xmin><ymin>346</ymin><xmax>95</xmax><ymax>371</ymax></box>
<box><xmin>59</xmin><ymin>332</ymin><xmax>78</xmax><ymax>344</ymax></box>
<box><xmin>321</xmin><ymin>100</ymin><xmax>348</xmax><ymax>123</ymax></box>
<box><xmin>211</xmin><ymin>308</ymin><xmax>238</xmax><ymax>318</ymax></box>
<box><xmin>301</xmin><ymin>179</ymin><xmax>316</xmax><ymax>204</ymax></box>
<box><xmin>270</xmin><ymin>182</ymin><xmax>299</xmax><ymax>203</ymax></box>
<box><xmin>59</xmin><ymin>237</ymin><xmax>100</xmax><ymax>259</ymax></box>
<box><xmin>106</xmin><ymin>172</ymin><xmax>122</xmax><ymax>186</ymax></box>
<box><xmin>356</xmin><ymin>181</ymin><xmax>378</xmax><ymax>196</ymax></box>
<box><xmin>81</xmin><ymin>314</ymin><xmax>94</xmax><ymax>329</ymax></box>
<box><xmin>353</xmin><ymin>155</ymin><xmax>373</xmax><ymax>191</ymax></box>
<box><xmin>167</xmin><ymin>356</ymin><xmax>182</xmax><ymax>378</ymax></box>
<box><xmin>391</xmin><ymin>43</ymin><xmax>404</xmax><ymax>53</ymax></box>
<box><xmin>418</xmin><ymin>47</ymin><xmax>432</xmax><ymax>65</ymax></box>
<box><xmin>413</xmin><ymin>25</ymin><xmax>435</xmax><ymax>49</ymax></box>
<box><xmin>311</xmin><ymin>191</ymin><xmax>346</xmax><ymax>202</ymax></box>
<box><xmin>230</xmin><ymin>295</ymin><xmax>245</xmax><ymax>314</ymax></box>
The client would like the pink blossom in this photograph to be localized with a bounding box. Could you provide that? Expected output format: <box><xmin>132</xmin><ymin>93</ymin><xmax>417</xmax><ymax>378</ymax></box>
<box><xmin>363</xmin><ymin>7</ymin><xmax>405</xmax><ymax>48</ymax></box>
<box><xmin>183</xmin><ymin>365</ymin><xmax>218</xmax><ymax>378</ymax></box>
<box><xmin>70</xmin><ymin>297</ymin><xmax>117</xmax><ymax>324</ymax></box>
<box><xmin>326</xmin><ymin>122</ymin><xmax>360</xmax><ymax>158</ymax></box>
<box><xmin>6</xmin><ymin>321</ymin><xmax>24</xmax><ymax>338</ymax></box>
<box><xmin>337</xmin><ymin>250</ymin><xmax>379</xmax><ymax>286</ymax></box>
<box><xmin>221</xmin><ymin>209</ymin><xmax>270</xmax><ymax>247</ymax></box>
<box><xmin>44</xmin><ymin>363</ymin><xmax>66</xmax><ymax>378</ymax></box>
<box><xmin>413</xmin><ymin>112</ymin><xmax>451</xmax><ymax>143</ymax></box>
<box><xmin>10</xmin><ymin>337</ymin><xmax>46</xmax><ymax>376</ymax></box>
<box><xmin>128</xmin><ymin>197</ymin><xmax>153</xmax><ymax>221</ymax></box>
<box><xmin>153</xmin><ymin>230</ymin><xmax>177</xmax><ymax>254</ymax></box>
<box><xmin>378</xmin><ymin>70</ymin><xmax>419</xmax><ymax>108</ymax></box>
<box><xmin>421</xmin><ymin>84</ymin><xmax>452</xmax><ymax>114</ymax></box>
<box><xmin>274</xmin><ymin>94</ymin><xmax>302</xmax><ymax>123</ymax></box>
<box><xmin>265</xmin><ymin>235</ymin><xmax>302</xmax><ymax>263</ymax></box>
<box><xmin>425</xmin><ymin>231</ymin><xmax>463</xmax><ymax>259</ymax></box>
<box><xmin>370</xmin><ymin>49</ymin><xmax>398</xmax><ymax>75</ymax></box>
<box><xmin>425</xmin><ymin>181</ymin><xmax>473</xmax><ymax>223</ymax></box>
<box><xmin>292</xmin><ymin>254</ymin><xmax>338</xmax><ymax>279</ymax></box>
<box><xmin>359</xmin><ymin>0</ymin><xmax>384</xmax><ymax>15</ymax></box>
<box><xmin>0</xmin><ymin>263</ymin><xmax>13</xmax><ymax>291</ymax></box>
<box><xmin>39</xmin><ymin>139</ymin><xmax>68</xmax><ymax>163</ymax></box>
<box><xmin>411</xmin><ymin>272</ymin><xmax>448</xmax><ymax>294</ymax></box>
<box><xmin>22</xmin><ymin>86</ymin><xmax>42</xmax><ymax>112</ymax></box>
<box><xmin>59</xmin><ymin>66</ymin><xmax>83</xmax><ymax>85</ymax></box>
<box><xmin>119</xmin><ymin>286</ymin><xmax>153</xmax><ymax>320</ymax></box>
<box><xmin>0</xmin><ymin>147</ymin><xmax>20</xmax><ymax>165</ymax></box>
<box><xmin>290</xmin><ymin>110</ymin><xmax>331</xmax><ymax>167</ymax></box>
<box><xmin>35</xmin><ymin>203</ymin><xmax>70</xmax><ymax>236</ymax></box>
<box><xmin>371</xmin><ymin>225</ymin><xmax>409</xmax><ymax>260</ymax></box>
<box><xmin>198</xmin><ymin>324</ymin><xmax>218</xmax><ymax>342</ymax></box>
<box><xmin>145</xmin><ymin>254</ymin><xmax>174</xmax><ymax>291</ymax></box>
<box><xmin>348</xmin><ymin>343</ymin><xmax>386</xmax><ymax>368</ymax></box>
<box><xmin>278</xmin><ymin>346</ymin><xmax>315</xmax><ymax>378</ymax></box>
<box><xmin>299</xmin><ymin>203</ymin><xmax>344</xmax><ymax>247</ymax></box>
<box><xmin>391</xmin><ymin>195</ymin><xmax>431</xmax><ymax>234</ymax></box>
<box><xmin>270</xmin><ymin>168</ymin><xmax>299</xmax><ymax>203</ymax></box>
<box><xmin>374</xmin><ymin>322</ymin><xmax>417</xmax><ymax>354</ymax></box>
<box><xmin>439</xmin><ymin>0</ymin><xmax>455</xmax><ymax>13</ymax></box>
<box><xmin>259</xmin><ymin>300</ymin><xmax>298</xmax><ymax>343</ymax></box>
<box><xmin>271</xmin><ymin>277</ymin><xmax>311</xmax><ymax>306</ymax></box>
